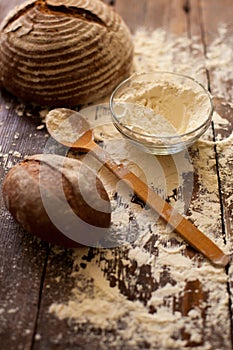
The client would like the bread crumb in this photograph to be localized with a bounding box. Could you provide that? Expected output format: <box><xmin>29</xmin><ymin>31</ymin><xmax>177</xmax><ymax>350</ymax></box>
<box><xmin>36</xmin><ymin>124</ymin><xmax>45</xmax><ymax>130</ymax></box>
<box><xmin>55</xmin><ymin>276</ymin><xmax>62</xmax><ymax>283</ymax></box>
<box><xmin>6</xmin><ymin>160</ymin><xmax>13</xmax><ymax>169</ymax></box>
<box><xmin>7</xmin><ymin>308</ymin><xmax>19</xmax><ymax>314</ymax></box>
<box><xmin>39</xmin><ymin>109</ymin><xmax>49</xmax><ymax>121</ymax></box>
<box><xmin>35</xmin><ymin>334</ymin><xmax>41</xmax><ymax>341</ymax></box>
<box><xmin>15</xmin><ymin>104</ymin><xmax>25</xmax><ymax>117</ymax></box>
<box><xmin>12</xmin><ymin>151</ymin><xmax>21</xmax><ymax>158</ymax></box>
<box><xmin>26</xmin><ymin>111</ymin><xmax>33</xmax><ymax>117</ymax></box>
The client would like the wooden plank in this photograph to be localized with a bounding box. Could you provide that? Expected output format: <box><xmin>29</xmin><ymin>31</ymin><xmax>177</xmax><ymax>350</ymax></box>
<box><xmin>30</xmin><ymin>247</ymin><xmax>84</xmax><ymax>350</ymax></box>
<box><xmin>200</xmin><ymin>0</ymin><xmax>233</xmax><ymax>338</ymax></box>
<box><xmin>142</xmin><ymin>0</ymin><xmax>171</xmax><ymax>30</ymax></box>
<box><xmin>115</xmin><ymin>0</ymin><xmax>172</xmax><ymax>32</ymax></box>
<box><xmin>167</xmin><ymin>0</ymin><xmax>188</xmax><ymax>35</ymax></box>
<box><xmin>200</xmin><ymin>0</ymin><xmax>233</xmax><ymax>135</ymax></box>
<box><xmin>0</xmin><ymin>3</ymin><xmax>53</xmax><ymax>346</ymax></box>
<box><xmin>200</xmin><ymin>0</ymin><xmax>233</xmax><ymax>243</ymax></box>
<box><xmin>200</xmin><ymin>0</ymin><xmax>233</xmax><ymax>40</ymax></box>
<box><xmin>115</xmin><ymin>0</ymin><xmax>148</xmax><ymax>32</ymax></box>
<box><xmin>0</xmin><ymin>90</ymin><xmax>51</xmax><ymax>350</ymax></box>
<box><xmin>0</xmin><ymin>226</ymin><xmax>48</xmax><ymax>350</ymax></box>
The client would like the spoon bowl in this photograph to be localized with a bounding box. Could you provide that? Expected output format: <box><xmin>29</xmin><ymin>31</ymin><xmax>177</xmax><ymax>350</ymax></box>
<box><xmin>46</xmin><ymin>108</ymin><xmax>93</xmax><ymax>150</ymax></box>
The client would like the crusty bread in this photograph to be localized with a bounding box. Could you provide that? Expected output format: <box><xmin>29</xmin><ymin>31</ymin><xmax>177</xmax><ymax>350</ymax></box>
<box><xmin>2</xmin><ymin>154</ymin><xmax>111</xmax><ymax>247</ymax></box>
<box><xmin>0</xmin><ymin>0</ymin><xmax>134</xmax><ymax>106</ymax></box>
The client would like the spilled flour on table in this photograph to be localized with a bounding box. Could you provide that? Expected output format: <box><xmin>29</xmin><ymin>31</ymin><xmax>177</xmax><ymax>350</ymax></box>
<box><xmin>49</xmin><ymin>26</ymin><xmax>233</xmax><ymax>349</ymax></box>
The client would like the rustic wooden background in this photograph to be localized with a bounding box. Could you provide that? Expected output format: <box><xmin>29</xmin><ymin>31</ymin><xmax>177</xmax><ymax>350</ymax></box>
<box><xmin>0</xmin><ymin>0</ymin><xmax>232</xmax><ymax>349</ymax></box>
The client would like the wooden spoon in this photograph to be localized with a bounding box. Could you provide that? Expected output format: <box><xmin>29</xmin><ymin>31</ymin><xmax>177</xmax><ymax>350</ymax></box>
<box><xmin>45</xmin><ymin>108</ymin><xmax>229</xmax><ymax>267</ymax></box>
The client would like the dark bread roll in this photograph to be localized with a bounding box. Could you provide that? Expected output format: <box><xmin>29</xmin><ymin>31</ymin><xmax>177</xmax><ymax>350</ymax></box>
<box><xmin>2</xmin><ymin>154</ymin><xmax>111</xmax><ymax>247</ymax></box>
<box><xmin>0</xmin><ymin>0</ymin><xmax>134</xmax><ymax>106</ymax></box>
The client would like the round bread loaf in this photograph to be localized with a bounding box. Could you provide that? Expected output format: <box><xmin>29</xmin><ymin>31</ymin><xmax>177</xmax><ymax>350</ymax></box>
<box><xmin>2</xmin><ymin>154</ymin><xmax>111</xmax><ymax>247</ymax></box>
<box><xmin>0</xmin><ymin>0</ymin><xmax>133</xmax><ymax>106</ymax></box>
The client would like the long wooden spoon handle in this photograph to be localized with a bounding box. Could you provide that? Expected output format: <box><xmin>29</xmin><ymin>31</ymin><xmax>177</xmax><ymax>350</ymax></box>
<box><xmin>90</xmin><ymin>142</ymin><xmax>229</xmax><ymax>267</ymax></box>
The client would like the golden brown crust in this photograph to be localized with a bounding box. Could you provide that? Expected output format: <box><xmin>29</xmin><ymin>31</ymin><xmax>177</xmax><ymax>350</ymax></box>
<box><xmin>2</xmin><ymin>154</ymin><xmax>111</xmax><ymax>247</ymax></box>
<box><xmin>0</xmin><ymin>0</ymin><xmax>134</xmax><ymax>106</ymax></box>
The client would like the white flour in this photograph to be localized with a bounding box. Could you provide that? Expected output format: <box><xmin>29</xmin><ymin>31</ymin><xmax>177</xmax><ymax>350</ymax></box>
<box><xmin>47</xmin><ymin>26</ymin><xmax>233</xmax><ymax>349</ymax></box>
<box><xmin>114</xmin><ymin>78</ymin><xmax>211</xmax><ymax>136</ymax></box>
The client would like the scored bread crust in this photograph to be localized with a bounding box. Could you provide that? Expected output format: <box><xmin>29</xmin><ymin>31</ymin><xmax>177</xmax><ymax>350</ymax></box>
<box><xmin>2</xmin><ymin>154</ymin><xmax>111</xmax><ymax>247</ymax></box>
<box><xmin>0</xmin><ymin>0</ymin><xmax>134</xmax><ymax>106</ymax></box>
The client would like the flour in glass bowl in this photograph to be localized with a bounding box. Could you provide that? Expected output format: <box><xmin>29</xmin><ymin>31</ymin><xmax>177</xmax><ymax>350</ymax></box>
<box><xmin>114</xmin><ymin>78</ymin><xmax>211</xmax><ymax>136</ymax></box>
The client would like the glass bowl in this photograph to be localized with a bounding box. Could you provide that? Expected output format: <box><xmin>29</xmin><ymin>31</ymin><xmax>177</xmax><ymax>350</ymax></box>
<box><xmin>109</xmin><ymin>72</ymin><xmax>213</xmax><ymax>155</ymax></box>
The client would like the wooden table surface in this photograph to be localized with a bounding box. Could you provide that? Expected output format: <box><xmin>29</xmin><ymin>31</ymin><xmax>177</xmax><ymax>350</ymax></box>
<box><xmin>0</xmin><ymin>1</ymin><xmax>233</xmax><ymax>349</ymax></box>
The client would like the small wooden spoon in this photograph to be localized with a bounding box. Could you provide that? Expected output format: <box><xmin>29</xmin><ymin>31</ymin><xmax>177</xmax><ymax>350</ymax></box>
<box><xmin>46</xmin><ymin>108</ymin><xmax>229</xmax><ymax>267</ymax></box>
